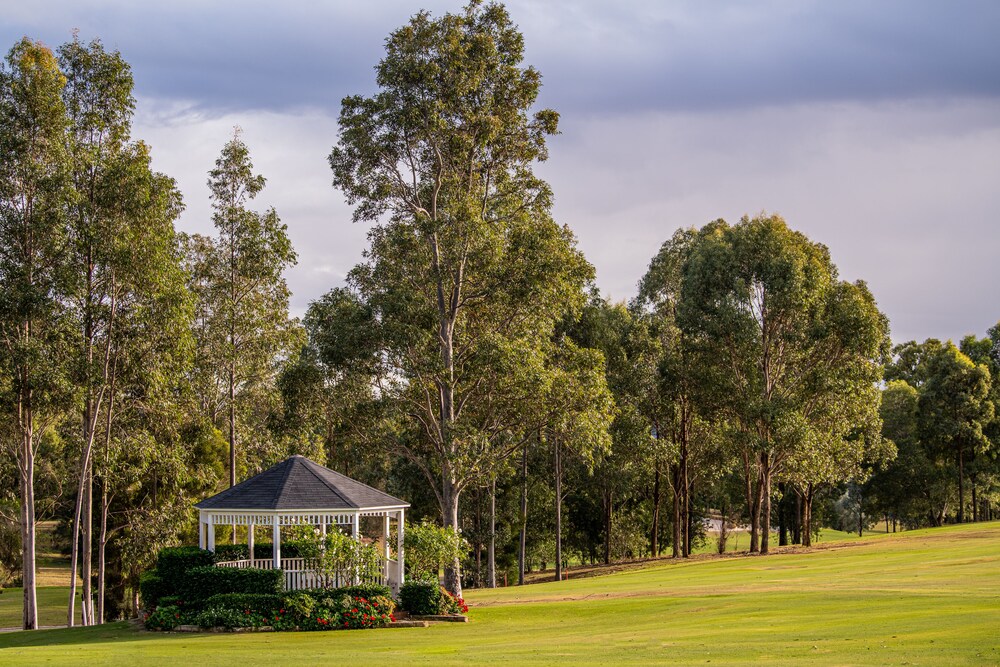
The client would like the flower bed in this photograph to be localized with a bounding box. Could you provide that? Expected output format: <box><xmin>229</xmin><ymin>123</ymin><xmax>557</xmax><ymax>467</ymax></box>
<box><xmin>143</xmin><ymin>586</ymin><xmax>396</xmax><ymax>632</ymax></box>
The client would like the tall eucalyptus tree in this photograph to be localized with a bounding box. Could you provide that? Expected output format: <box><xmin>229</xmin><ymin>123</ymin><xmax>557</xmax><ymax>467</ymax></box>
<box><xmin>0</xmin><ymin>38</ymin><xmax>75</xmax><ymax>630</ymax></box>
<box><xmin>329</xmin><ymin>1</ymin><xmax>598</xmax><ymax>594</ymax></box>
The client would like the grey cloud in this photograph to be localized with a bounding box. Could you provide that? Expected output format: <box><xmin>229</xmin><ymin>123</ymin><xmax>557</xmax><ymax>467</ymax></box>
<box><xmin>1</xmin><ymin>1</ymin><xmax>998</xmax><ymax>118</ymax></box>
<box><xmin>541</xmin><ymin>99</ymin><xmax>1000</xmax><ymax>343</ymax></box>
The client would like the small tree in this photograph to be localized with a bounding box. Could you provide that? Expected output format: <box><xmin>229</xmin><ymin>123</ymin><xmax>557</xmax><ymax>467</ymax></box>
<box><xmin>292</xmin><ymin>527</ymin><xmax>381</xmax><ymax>586</ymax></box>
<box><xmin>403</xmin><ymin>520</ymin><xmax>468</xmax><ymax>583</ymax></box>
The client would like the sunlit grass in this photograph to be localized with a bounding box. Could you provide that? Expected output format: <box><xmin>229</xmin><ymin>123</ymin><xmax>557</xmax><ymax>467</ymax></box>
<box><xmin>1</xmin><ymin>522</ymin><xmax>997</xmax><ymax>665</ymax></box>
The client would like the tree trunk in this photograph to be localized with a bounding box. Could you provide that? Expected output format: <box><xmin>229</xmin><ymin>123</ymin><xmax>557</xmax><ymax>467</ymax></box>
<box><xmin>554</xmin><ymin>435</ymin><xmax>562</xmax><ymax>582</ymax></box>
<box><xmin>518</xmin><ymin>443</ymin><xmax>527</xmax><ymax>585</ymax></box>
<box><xmin>650</xmin><ymin>461</ymin><xmax>660</xmax><ymax>557</ymax></box>
<box><xmin>793</xmin><ymin>492</ymin><xmax>802</xmax><ymax>544</ymax></box>
<box><xmin>487</xmin><ymin>475</ymin><xmax>496</xmax><ymax>588</ymax></box>
<box><xmin>778</xmin><ymin>483</ymin><xmax>788</xmax><ymax>546</ymax></box>
<box><xmin>671</xmin><ymin>464</ymin><xmax>681</xmax><ymax>558</ymax></box>
<box><xmin>82</xmin><ymin>471</ymin><xmax>93</xmax><ymax>625</ymax></box>
<box><xmin>441</xmin><ymin>476</ymin><xmax>462</xmax><ymax>597</ymax></box>
<box><xmin>682</xmin><ymin>451</ymin><xmax>691</xmax><ymax>558</ymax></box>
<box><xmin>229</xmin><ymin>364</ymin><xmax>236</xmax><ymax>488</ymax></box>
<box><xmin>743</xmin><ymin>452</ymin><xmax>762</xmax><ymax>554</ymax></box>
<box><xmin>20</xmin><ymin>420</ymin><xmax>38</xmax><ymax>630</ymax></box>
<box><xmin>98</xmin><ymin>483</ymin><xmax>109</xmax><ymax>624</ymax></box>
<box><xmin>971</xmin><ymin>476</ymin><xmax>978</xmax><ymax>523</ymax></box>
<box><xmin>759</xmin><ymin>453</ymin><xmax>772</xmax><ymax>554</ymax></box>
<box><xmin>801</xmin><ymin>486</ymin><xmax>813</xmax><ymax>548</ymax></box>
<box><xmin>956</xmin><ymin>448</ymin><xmax>965</xmax><ymax>524</ymax></box>
<box><xmin>748</xmin><ymin>471</ymin><xmax>763</xmax><ymax>553</ymax></box>
<box><xmin>603</xmin><ymin>489</ymin><xmax>612</xmax><ymax>565</ymax></box>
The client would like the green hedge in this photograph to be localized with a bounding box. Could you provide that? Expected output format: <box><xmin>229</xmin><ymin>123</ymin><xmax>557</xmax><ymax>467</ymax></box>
<box><xmin>178</xmin><ymin>566</ymin><xmax>283</xmax><ymax>602</ymax></box>
<box><xmin>156</xmin><ymin>546</ymin><xmax>215</xmax><ymax>590</ymax></box>
<box><xmin>399</xmin><ymin>581</ymin><xmax>441</xmax><ymax>615</ymax></box>
<box><xmin>139</xmin><ymin>571</ymin><xmax>170</xmax><ymax>610</ymax></box>
<box><xmin>203</xmin><ymin>592</ymin><xmax>282</xmax><ymax>616</ymax></box>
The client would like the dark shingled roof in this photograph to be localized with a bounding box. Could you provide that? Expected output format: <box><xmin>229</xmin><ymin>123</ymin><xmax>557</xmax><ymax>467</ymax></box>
<box><xmin>195</xmin><ymin>455</ymin><xmax>409</xmax><ymax>511</ymax></box>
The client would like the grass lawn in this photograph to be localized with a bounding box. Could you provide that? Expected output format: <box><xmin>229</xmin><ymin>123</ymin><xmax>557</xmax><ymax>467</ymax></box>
<box><xmin>0</xmin><ymin>587</ymin><xmax>81</xmax><ymax>629</ymax></box>
<box><xmin>0</xmin><ymin>522</ymin><xmax>997</xmax><ymax>665</ymax></box>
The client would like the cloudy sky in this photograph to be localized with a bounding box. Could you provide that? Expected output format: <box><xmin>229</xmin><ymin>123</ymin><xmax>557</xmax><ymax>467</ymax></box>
<box><xmin>4</xmin><ymin>1</ymin><xmax>999</xmax><ymax>342</ymax></box>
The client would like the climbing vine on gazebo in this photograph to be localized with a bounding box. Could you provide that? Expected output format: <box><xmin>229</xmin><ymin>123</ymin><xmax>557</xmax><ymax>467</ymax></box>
<box><xmin>291</xmin><ymin>527</ymin><xmax>382</xmax><ymax>585</ymax></box>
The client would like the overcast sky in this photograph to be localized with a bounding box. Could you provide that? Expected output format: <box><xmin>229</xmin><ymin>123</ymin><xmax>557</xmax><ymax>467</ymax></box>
<box><xmin>4</xmin><ymin>1</ymin><xmax>999</xmax><ymax>343</ymax></box>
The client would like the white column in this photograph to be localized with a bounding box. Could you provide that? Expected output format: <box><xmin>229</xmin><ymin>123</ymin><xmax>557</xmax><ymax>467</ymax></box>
<box><xmin>272</xmin><ymin>519</ymin><xmax>281</xmax><ymax>569</ymax></box>
<box><xmin>247</xmin><ymin>521</ymin><xmax>255</xmax><ymax>563</ymax></box>
<box><xmin>321</xmin><ymin>521</ymin><xmax>327</xmax><ymax>538</ymax></box>
<box><xmin>383</xmin><ymin>513</ymin><xmax>391</xmax><ymax>583</ymax></box>
<box><xmin>207</xmin><ymin>518</ymin><xmax>216</xmax><ymax>553</ymax></box>
<box><xmin>351</xmin><ymin>513</ymin><xmax>360</xmax><ymax>585</ymax></box>
<box><xmin>198</xmin><ymin>513</ymin><xmax>206</xmax><ymax>550</ymax></box>
<box><xmin>397</xmin><ymin>509</ymin><xmax>405</xmax><ymax>586</ymax></box>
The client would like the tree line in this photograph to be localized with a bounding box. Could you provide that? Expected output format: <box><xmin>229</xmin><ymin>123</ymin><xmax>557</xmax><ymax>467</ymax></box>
<box><xmin>1</xmin><ymin>1</ymin><xmax>998</xmax><ymax>629</ymax></box>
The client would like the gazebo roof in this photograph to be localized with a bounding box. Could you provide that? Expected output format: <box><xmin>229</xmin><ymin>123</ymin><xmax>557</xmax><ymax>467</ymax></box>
<box><xmin>195</xmin><ymin>455</ymin><xmax>409</xmax><ymax>511</ymax></box>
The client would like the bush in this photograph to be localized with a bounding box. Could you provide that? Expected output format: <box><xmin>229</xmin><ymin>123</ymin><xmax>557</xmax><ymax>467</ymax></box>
<box><xmin>139</xmin><ymin>571</ymin><xmax>170</xmax><ymax>610</ymax></box>
<box><xmin>144</xmin><ymin>604</ymin><xmax>184</xmax><ymax>631</ymax></box>
<box><xmin>338</xmin><ymin>594</ymin><xmax>394</xmax><ymax>629</ymax></box>
<box><xmin>178</xmin><ymin>566</ymin><xmax>283</xmax><ymax>603</ymax></box>
<box><xmin>157</xmin><ymin>546</ymin><xmax>215</xmax><ymax>590</ymax></box>
<box><xmin>399</xmin><ymin>581</ymin><xmax>441</xmax><ymax>615</ymax></box>
<box><xmin>404</xmin><ymin>520</ymin><xmax>468</xmax><ymax>582</ymax></box>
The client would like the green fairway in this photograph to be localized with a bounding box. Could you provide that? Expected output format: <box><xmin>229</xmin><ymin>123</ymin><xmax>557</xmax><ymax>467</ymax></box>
<box><xmin>1</xmin><ymin>522</ymin><xmax>997</xmax><ymax>665</ymax></box>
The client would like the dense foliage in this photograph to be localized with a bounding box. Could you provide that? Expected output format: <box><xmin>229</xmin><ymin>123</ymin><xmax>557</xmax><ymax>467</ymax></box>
<box><xmin>142</xmin><ymin>587</ymin><xmax>397</xmax><ymax>632</ymax></box>
<box><xmin>2</xmin><ymin>1</ymin><xmax>998</xmax><ymax>631</ymax></box>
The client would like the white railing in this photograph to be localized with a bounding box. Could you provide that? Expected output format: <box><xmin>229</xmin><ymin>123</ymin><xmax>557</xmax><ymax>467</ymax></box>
<box><xmin>215</xmin><ymin>556</ymin><xmax>388</xmax><ymax>591</ymax></box>
<box><xmin>386</xmin><ymin>558</ymin><xmax>400</xmax><ymax>595</ymax></box>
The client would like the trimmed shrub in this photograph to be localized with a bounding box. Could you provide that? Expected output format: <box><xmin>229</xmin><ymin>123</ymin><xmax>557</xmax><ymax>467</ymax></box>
<box><xmin>178</xmin><ymin>566</ymin><xmax>283</xmax><ymax>602</ymax></box>
<box><xmin>203</xmin><ymin>592</ymin><xmax>282</xmax><ymax>616</ymax></box>
<box><xmin>399</xmin><ymin>580</ymin><xmax>441</xmax><ymax>615</ymax></box>
<box><xmin>195</xmin><ymin>604</ymin><xmax>268</xmax><ymax>629</ymax></box>
<box><xmin>157</xmin><ymin>546</ymin><xmax>215</xmax><ymax>591</ymax></box>
<box><xmin>139</xmin><ymin>571</ymin><xmax>170</xmax><ymax>610</ymax></box>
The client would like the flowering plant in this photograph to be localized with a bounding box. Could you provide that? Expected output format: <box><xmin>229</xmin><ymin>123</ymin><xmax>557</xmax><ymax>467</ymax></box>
<box><xmin>338</xmin><ymin>594</ymin><xmax>394</xmax><ymax>629</ymax></box>
<box><xmin>144</xmin><ymin>604</ymin><xmax>191</xmax><ymax>630</ymax></box>
<box><xmin>440</xmin><ymin>589</ymin><xmax>469</xmax><ymax>615</ymax></box>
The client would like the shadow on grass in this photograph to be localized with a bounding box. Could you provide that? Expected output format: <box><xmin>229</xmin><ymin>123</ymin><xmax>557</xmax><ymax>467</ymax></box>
<box><xmin>0</xmin><ymin>622</ymin><xmax>170</xmax><ymax>651</ymax></box>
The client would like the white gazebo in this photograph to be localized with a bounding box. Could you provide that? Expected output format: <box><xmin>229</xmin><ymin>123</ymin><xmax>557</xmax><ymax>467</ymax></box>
<box><xmin>195</xmin><ymin>454</ymin><xmax>408</xmax><ymax>593</ymax></box>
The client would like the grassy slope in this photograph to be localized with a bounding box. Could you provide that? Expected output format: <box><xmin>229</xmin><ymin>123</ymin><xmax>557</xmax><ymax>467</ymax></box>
<box><xmin>0</xmin><ymin>522</ymin><xmax>997</xmax><ymax>665</ymax></box>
